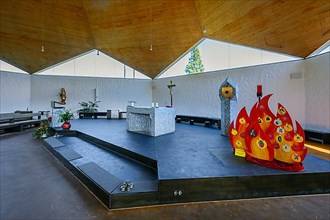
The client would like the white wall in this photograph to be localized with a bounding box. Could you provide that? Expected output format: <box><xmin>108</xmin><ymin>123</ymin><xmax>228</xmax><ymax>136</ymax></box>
<box><xmin>0</xmin><ymin>71</ymin><xmax>31</xmax><ymax>113</ymax></box>
<box><xmin>153</xmin><ymin>60</ymin><xmax>306</xmax><ymax>126</ymax></box>
<box><xmin>305</xmin><ymin>53</ymin><xmax>330</xmax><ymax>131</ymax></box>
<box><xmin>1</xmin><ymin>55</ymin><xmax>329</xmax><ymax>132</ymax></box>
<box><xmin>0</xmin><ymin>72</ymin><xmax>152</xmax><ymax>115</ymax></box>
<box><xmin>30</xmin><ymin>75</ymin><xmax>152</xmax><ymax>115</ymax></box>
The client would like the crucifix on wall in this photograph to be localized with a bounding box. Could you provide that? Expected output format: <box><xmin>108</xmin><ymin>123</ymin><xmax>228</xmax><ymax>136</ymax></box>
<box><xmin>167</xmin><ymin>81</ymin><xmax>176</xmax><ymax>107</ymax></box>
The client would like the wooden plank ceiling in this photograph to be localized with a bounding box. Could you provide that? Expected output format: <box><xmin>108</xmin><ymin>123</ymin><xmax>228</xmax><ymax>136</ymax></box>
<box><xmin>0</xmin><ymin>0</ymin><xmax>329</xmax><ymax>79</ymax></box>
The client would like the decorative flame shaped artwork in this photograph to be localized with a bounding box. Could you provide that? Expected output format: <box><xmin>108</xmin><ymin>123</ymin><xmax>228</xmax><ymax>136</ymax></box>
<box><xmin>229</xmin><ymin>94</ymin><xmax>307</xmax><ymax>171</ymax></box>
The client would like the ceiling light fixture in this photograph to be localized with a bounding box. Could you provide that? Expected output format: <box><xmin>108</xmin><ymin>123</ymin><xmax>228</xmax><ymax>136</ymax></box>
<box><xmin>41</xmin><ymin>0</ymin><xmax>45</xmax><ymax>53</ymax></box>
<box><xmin>202</xmin><ymin>25</ymin><xmax>207</xmax><ymax>34</ymax></box>
<box><xmin>150</xmin><ymin>2</ymin><xmax>153</xmax><ymax>51</ymax></box>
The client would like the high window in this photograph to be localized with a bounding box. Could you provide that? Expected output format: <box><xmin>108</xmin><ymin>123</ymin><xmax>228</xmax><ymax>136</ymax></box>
<box><xmin>36</xmin><ymin>50</ymin><xmax>150</xmax><ymax>79</ymax></box>
<box><xmin>1</xmin><ymin>50</ymin><xmax>150</xmax><ymax>79</ymax></box>
<box><xmin>0</xmin><ymin>60</ymin><xmax>28</xmax><ymax>74</ymax></box>
<box><xmin>158</xmin><ymin>39</ymin><xmax>301</xmax><ymax>79</ymax></box>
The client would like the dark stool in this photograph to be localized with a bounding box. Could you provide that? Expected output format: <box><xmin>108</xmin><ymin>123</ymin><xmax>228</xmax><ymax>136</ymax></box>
<box><xmin>107</xmin><ymin>110</ymin><xmax>120</xmax><ymax>119</ymax></box>
<box><xmin>119</xmin><ymin>111</ymin><xmax>127</xmax><ymax>119</ymax></box>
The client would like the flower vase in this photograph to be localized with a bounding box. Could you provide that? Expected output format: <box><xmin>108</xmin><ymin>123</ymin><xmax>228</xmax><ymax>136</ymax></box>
<box><xmin>61</xmin><ymin>121</ymin><xmax>71</xmax><ymax>129</ymax></box>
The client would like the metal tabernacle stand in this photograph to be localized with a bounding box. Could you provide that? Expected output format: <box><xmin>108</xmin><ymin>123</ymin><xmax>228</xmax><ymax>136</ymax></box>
<box><xmin>219</xmin><ymin>78</ymin><xmax>238</xmax><ymax>136</ymax></box>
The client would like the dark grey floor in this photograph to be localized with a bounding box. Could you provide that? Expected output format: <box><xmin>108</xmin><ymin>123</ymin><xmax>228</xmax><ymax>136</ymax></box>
<box><xmin>1</xmin><ymin>128</ymin><xmax>330</xmax><ymax>220</ymax></box>
<box><xmin>0</xmin><ymin>129</ymin><xmax>110</xmax><ymax>220</ymax></box>
<box><xmin>59</xmin><ymin>136</ymin><xmax>157</xmax><ymax>182</ymax></box>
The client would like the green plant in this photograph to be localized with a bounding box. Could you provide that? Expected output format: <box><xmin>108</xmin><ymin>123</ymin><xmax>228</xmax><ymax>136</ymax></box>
<box><xmin>185</xmin><ymin>47</ymin><xmax>205</xmax><ymax>74</ymax></box>
<box><xmin>58</xmin><ymin>109</ymin><xmax>74</xmax><ymax>122</ymax></box>
<box><xmin>33</xmin><ymin>120</ymin><xmax>50</xmax><ymax>139</ymax></box>
<box><xmin>78</xmin><ymin>101</ymin><xmax>100</xmax><ymax>112</ymax></box>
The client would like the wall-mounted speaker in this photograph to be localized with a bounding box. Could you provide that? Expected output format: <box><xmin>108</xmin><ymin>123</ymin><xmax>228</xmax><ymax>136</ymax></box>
<box><xmin>290</xmin><ymin>72</ymin><xmax>302</xmax><ymax>79</ymax></box>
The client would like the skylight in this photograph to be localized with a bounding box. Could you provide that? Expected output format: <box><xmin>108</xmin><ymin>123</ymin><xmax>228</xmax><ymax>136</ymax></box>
<box><xmin>35</xmin><ymin>50</ymin><xmax>150</xmax><ymax>79</ymax></box>
<box><xmin>307</xmin><ymin>40</ymin><xmax>330</xmax><ymax>58</ymax></box>
<box><xmin>317</xmin><ymin>45</ymin><xmax>329</xmax><ymax>55</ymax></box>
<box><xmin>158</xmin><ymin>39</ymin><xmax>301</xmax><ymax>79</ymax></box>
<box><xmin>0</xmin><ymin>60</ymin><xmax>28</xmax><ymax>74</ymax></box>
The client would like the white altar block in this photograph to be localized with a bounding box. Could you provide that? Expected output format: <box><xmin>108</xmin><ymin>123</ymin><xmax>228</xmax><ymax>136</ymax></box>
<box><xmin>126</xmin><ymin>106</ymin><xmax>175</xmax><ymax>136</ymax></box>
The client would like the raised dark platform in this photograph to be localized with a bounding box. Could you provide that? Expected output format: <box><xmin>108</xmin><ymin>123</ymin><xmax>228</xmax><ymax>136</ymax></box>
<box><xmin>43</xmin><ymin>119</ymin><xmax>330</xmax><ymax>210</ymax></box>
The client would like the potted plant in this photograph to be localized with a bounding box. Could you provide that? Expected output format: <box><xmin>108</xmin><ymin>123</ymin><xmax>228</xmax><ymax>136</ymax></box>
<box><xmin>78</xmin><ymin>101</ymin><xmax>100</xmax><ymax>113</ymax></box>
<box><xmin>58</xmin><ymin>109</ymin><xmax>74</xmax><ymax>129</ymax></box>
<box><xmin>33</xmin><ymin>120</ymin><xmax>51</xmax><ymax>139</ymax></box>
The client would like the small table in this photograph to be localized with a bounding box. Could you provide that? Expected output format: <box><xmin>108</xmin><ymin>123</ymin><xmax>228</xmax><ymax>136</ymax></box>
<box><xmin>38</xmin><ymin>111</ymin><xmax>50</xmax><ymax>119</ymax></box>
<box><xmin>119</xmin><ymin>111</ymin><xmax>127</xmax><ymax>119</ymax></box>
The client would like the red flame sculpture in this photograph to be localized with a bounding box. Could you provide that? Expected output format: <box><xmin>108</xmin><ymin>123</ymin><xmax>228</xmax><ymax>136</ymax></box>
<box><xmin>229</xmin><ymin>94</ymin><xmax>307</xmax><ymax>171</ymax></box>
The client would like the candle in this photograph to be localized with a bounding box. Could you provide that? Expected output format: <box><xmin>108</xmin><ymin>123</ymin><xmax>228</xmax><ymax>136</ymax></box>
<box><xmin>257</xmin><ymin>85</ymin><xmax>262</xmax><ymax>94</ymax></box>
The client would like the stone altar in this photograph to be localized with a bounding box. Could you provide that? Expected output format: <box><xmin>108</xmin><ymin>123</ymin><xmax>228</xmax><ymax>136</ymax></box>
<box><xmin>126</xmin><ymin>106</ymin><xmax>175</xmax><ymax>137</ymax></box>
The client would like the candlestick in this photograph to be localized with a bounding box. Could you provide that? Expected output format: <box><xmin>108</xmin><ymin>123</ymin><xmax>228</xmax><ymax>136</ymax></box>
<box><xmin>257</xmin><ymin>85</ymin><xmax>262</xmax><ymax>94</ymax></box>
<box><xmin>257</xmin><ymin>85</ymin><xmax>262</xmax><ymax>101</ymax></box>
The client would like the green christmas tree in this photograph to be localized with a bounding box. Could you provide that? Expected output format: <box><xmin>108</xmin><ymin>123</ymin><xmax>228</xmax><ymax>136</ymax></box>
<box><xmin>185</xmin><ymin>47</ymin><xmax>205</xmax><ymax>74</ymax></box>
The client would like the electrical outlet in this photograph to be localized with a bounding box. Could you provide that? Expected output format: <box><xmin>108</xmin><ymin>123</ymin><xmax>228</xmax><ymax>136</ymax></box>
<box><xmin>173</xmin><ymin>190</ymin><xmax>183</xmax><ymax>196</ymax></box>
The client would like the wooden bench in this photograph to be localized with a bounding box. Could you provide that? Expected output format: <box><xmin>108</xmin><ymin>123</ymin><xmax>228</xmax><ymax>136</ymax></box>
<box><xmin>0</xmin><ymin>112</ymin><xmax>48</xmax><ymax>133</ymax></box>
<box><xmin>176</xmin><ymin>115</ymin><xmax>221</xmax><ymax>129</ymax></box>
<box><xmin>78</xmin><ymin>111</ymin><xmax>107</xmax><ymax>119</ymax></box>
<box><xmin>79</xmin><ymin>110</ymin><xmax>126</xmax><ymax>119</ymax></box>
<box><xmin>304</xmin><ymin>129</ymin><xmax>330</xmax><ymax>144</ymax></box>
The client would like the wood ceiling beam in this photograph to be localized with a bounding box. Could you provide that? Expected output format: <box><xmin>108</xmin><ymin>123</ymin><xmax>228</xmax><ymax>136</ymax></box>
<box><xmin>83</xmin><ymin>0</ymin><xmax>202</xmax><ymax>78</ymax></box>
<box><xmin>0</xmin><ymin>0</ymin><xmax>328</xmax><ymax>78</ymax></box>
<box><xmin>195</xmin><ymin>0</ymin><xmax>330</xmax><ymax>58</ymax></box>
<box><xmin>0</xmin><ymin>0</ymin><xmax>94</xmax><ymax>73</ymax></box>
